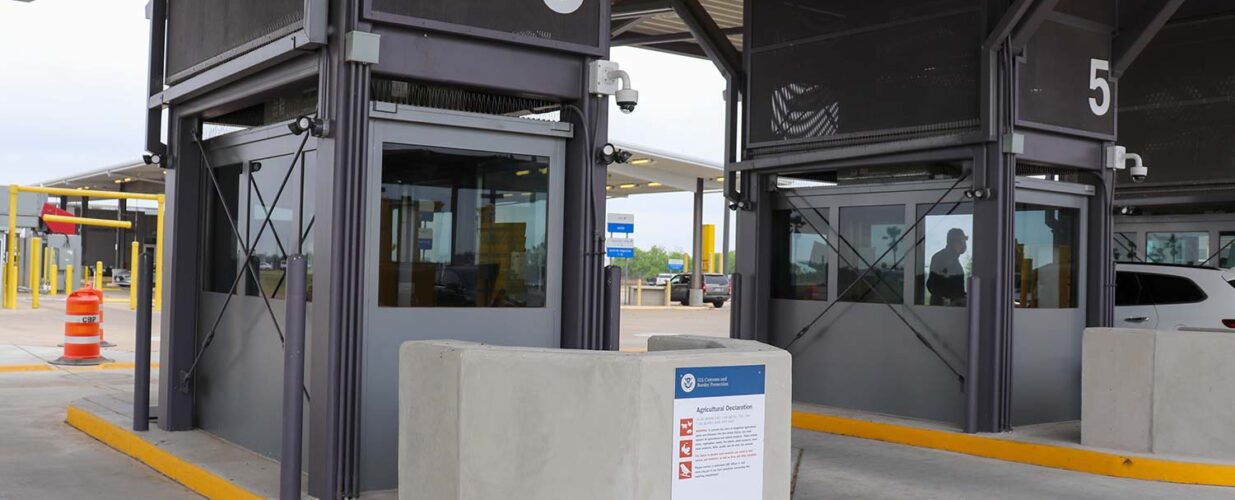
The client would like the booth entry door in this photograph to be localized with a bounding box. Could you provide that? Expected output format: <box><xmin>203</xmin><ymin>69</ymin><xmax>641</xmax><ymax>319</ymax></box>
<box><xmin>358</xmin><ymin>110</ymin><xmax>569</xmax><ymax>489</ymax></box>
<box><xmin>1011</xmin><ymin>182</ymin><xmax>1089</xmax><ymax>426</ymax></box>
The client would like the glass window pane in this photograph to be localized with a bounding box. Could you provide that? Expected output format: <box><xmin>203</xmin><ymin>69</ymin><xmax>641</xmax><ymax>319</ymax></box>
<box><xmin>1146</xmin><ymin>232</ymin><xmax>1210</xmax><ymax>266</ymax></box>
<box><xmin>245</xmin><ymin>156</ymin><xmax>301</xmax><ymax>299</ymax></box>
<box><xmin>1140</xmin><ymin>273</ymin><xmax>1207</xmax><ymax>305</ymax></box>
<box><xmin>915</xmin><ymin>203</ymin><xmax>972</xmax><ymax>306</ymax></box>
<box><xmin>204</xmin><ymin>164</ymin><xmax>242</xmax><ymax>294</ymax></box>
<box><xmin>773</xmin><ymin>210</ymin><xmax>829</xmax><ymax>301</ymax></box>
<box><xmin>1114</xmin><ymin>271</ymin><xmax>1142</xmax><ymax>307</ymax></box>
<box><xmin>838</xmin><ymin>205</ymin><xmax>905</xmax><ymax>304</ymax></box>
<box><xmin>1113</xmin><ymin>232</ymin><xmax>1139</xmax><ymax>262</ymax></box>
<box><xmin>378</xmin><ymin>144</ymin><xmax>549</xmax><ymax>308</ymax></box>
<box><xmin>1220</xmin><ymin>232</ymin><xmax>1235</xmax><ymax>268</ymax></box>
<box><xmin>1014</xmin><ymin>204</ymin><xmax>1079</xmax><ymax>309</ymax></box>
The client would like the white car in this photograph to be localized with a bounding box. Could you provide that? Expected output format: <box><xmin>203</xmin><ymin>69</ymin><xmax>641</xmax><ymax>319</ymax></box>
<box><xmin>1115</xmin><ymin>263</ymin><xmax>1235</xmax><ymax>331</ymax></box>
<box><xmin>652</xmin><ymin>273</ymin><xmax>675</xmax><ymax>286</ymax></box>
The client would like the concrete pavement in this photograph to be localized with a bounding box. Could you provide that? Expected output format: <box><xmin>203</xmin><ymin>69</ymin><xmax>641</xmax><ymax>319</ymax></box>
<box><xmin>0</xmin><ymin>370</ymin><xmax>195</xmax><ymax>499</ymax></box>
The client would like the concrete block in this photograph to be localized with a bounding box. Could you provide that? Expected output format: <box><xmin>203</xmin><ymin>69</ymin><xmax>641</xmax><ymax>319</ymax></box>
<box><xmin>1083</xmin><ymin>327</ymin><xmax>1235</xmax><ymax>460</ymax></box>
<box><xmin>399</xmin><ymin>336</ymin><xmax>791</xmax><ymax>500</ymax></box>
<box><xmin>1152</xmin><ymin>331</ymin><xmax>1235</xmax><ymax>460</ymax></box>
<box><xmin>1081</xmin><ymin>328</ymin><xmax>1155</xmax><ymax>452</ymax></box>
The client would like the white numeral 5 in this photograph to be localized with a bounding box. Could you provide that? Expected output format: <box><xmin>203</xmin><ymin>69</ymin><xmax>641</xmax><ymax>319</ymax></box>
<box><xmin>1089</xmin><ymin>58</ymin><xmax>1111</xmax><ymax>116</ymax></box>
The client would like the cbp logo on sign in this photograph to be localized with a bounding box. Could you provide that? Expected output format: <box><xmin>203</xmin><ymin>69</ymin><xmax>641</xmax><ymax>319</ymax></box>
<box><xmin>680</xmin><ymin>373</ymin><xmax>696</xmax><ymax>393</ymax></box>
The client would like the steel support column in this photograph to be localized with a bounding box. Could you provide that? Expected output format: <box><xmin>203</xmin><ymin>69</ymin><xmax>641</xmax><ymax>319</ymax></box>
<box><xmin>689</xmin><ymin>177</ymin><xmax>704</xmax><ymax>306</ymax></box>
<box><xmin>670</xmin><ymin>0</ymin><xmax>740</xmax><ymax>79</ymax></box>
<box><xmin>560</xmin><ymin>79</ymin><xmax>609</xmax><ymax>349</ymax></box>
<box><xmin>1086</xmin><ymin>168</ymin><xmax>1115</xmax><ymax>328</ymax></box>
<box><xmin>308</xmin><ymin>1</ymin><xmax>370</xmax><ymax>497</ymax></box>
<box><xmin>1112</xmin><ymin>0</ymin><xmax>1186</xmax><ymax>77</ymax></box>
<box><xmin>158</xmin><ymin>111</ymin><xmax>203</xmax><ymax>431</ymax></box>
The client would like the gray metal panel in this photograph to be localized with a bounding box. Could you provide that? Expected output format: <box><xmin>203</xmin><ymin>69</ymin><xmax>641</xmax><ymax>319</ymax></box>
<box><xmin>195</xmin><ymin>293</ymin><xmax>314</xmax><ymax>459</ymax></box>
<box><xmin>370</xmin><ymin>26</ymin><xmax>586</xmax><ymax>101</ymax></box>
<box><xmin>358</xmin><ymin>112</ymin><xmax>568</xmax><ymax>490</ymax></box>
<box><xmin>774</xmin><ymin>301</ymin><xmax>968</xmax><ymax>425</ymax></box>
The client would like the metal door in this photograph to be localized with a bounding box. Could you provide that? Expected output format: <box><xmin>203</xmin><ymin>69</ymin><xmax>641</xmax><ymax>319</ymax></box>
<box><xmin>1011</xmin><ymin>178</ymin><xmax>1089</xmax><ymax>426</ymax></box>
<box><xmin>195</xmin><ymin>123</ymin><xmax>319</xmax><ymax>460</ymax></box>
<box><xmin>359</xmin><ymin>106</ymin><xmax>569</xmax><ymax>489</ymax></box>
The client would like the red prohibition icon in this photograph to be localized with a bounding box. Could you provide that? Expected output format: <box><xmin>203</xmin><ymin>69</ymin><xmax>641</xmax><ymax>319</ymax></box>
<box><xmin>679</xmin><ymin>439</ymin><xmax>693</xmax><ymax>458</ymax></box>
<box><xmin>679</xmin><ymin>418</ymin><xmax>694</xmax><ymax>436</ymax></box>
<box><xmin>679</xmin><ymin>461</ymin><xmax>693</xmax><ymax>480</ymax></box>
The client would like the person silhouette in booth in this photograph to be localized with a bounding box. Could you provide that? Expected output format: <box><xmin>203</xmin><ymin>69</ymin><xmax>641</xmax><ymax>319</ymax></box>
<box><xmin>928</xmin><ymin>228</ymin><xmax>968</xmax><ymax>306</ymax></box>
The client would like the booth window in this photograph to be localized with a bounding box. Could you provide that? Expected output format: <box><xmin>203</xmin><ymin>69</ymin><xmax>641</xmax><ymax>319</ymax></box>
<box><xmin>245</xmin><ymin>154</ymin><xmax>314</xmax><ymax>300</ymax></box>
<box><xmin>1219</xmin><ymin>232</ymin><xmax>1235</xmax><ymax>268</ymax></box>
<box><xmin>838</xmin><ymin>205</ymin><xmax>904</xmax><ymax>304</ymax></box>
<box><xmin>1147</xmin><ymin>232</ymin><xmax>1209</xmax><ymax>266</ymax></box>
<box><xmin>378</xmin><ymin>144</ymin><xmax>549</xmax><ymax>308</ymax></box>
<box><xmin>915</xmin><ymin>203</ymin><xmax>972</xmax><ymax>306</ymax></box>
<box><xmin>1014</xmin><ymin>204</ymin><xmax>1079</xmax><ymax>308</ymax></box>
<box><xmin>1114</xmin><ymin>232</ymin><xmax>1138</xmax><ymax>262</ymax></box>
<box><xmin>773</xmin><ymin>210</ymin><xmax>829</xmax><ymax>300</ymax></box>
<box><xmin>205</xmin><ymin>164</ymin><xmax>242</xmax><ymax>294</ymax></box>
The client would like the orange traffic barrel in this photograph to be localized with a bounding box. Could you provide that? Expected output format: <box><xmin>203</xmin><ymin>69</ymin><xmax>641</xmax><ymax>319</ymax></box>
<box><xmin>50</xmin><ymin>288</ymin><xmax>112</xmax><ymax>366</ymax></box>
<box><xmin>79</xmin><ymin>284</ymin><xmax>115</xmax><ymax>348</ymax></box>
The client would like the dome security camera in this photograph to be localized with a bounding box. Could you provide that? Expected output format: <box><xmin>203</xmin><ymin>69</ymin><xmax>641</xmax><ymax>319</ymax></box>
<box><xmin>615</xmin><ymin>88</ymin><xmax>639</xmax><ymax>114</ymax></box>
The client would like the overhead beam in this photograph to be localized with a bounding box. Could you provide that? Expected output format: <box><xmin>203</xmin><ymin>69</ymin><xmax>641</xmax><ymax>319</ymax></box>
<box><xmin>670</xmin><ymin>0</ymin><xmax>741</xmax><ymax>79</ymax></box>
<box><xmin>1112</xmin><ymin>0</ymin><xmax>1186</xmax><ymax>77</ymax></box>
<box><xmin>611</xmin><ymin>17</ymin><xmax>647</xmax><ymax>37</ymax></box>
<box><xmin>612</xmin><ymin>0</ymin><xmax>672</xmax><ymax>20</ymax></box>
<box><xmin>1008</xmin><ymin>0</ymin><xmax>1059</xmax><ymax>53</ymax></box>
<box><xmin>613</xmin><ymin>27</ymin><xmax>741</xmax><ymax>47</ymax></box>
<box><xmin>983</xmin><ymin>0</ymin><xmax>1036</xmax><ymax>51</ymax></box>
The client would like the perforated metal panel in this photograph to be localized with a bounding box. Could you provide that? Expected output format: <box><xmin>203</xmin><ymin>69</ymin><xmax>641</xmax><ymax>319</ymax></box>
<box><xmin>1017</xmin><ymin>17</ymin><xmax>1114</xmax><ymax>136</ymax></box>
<box><xmin>367</xmin><ymin>0</ymin><xmax>602</xmax><ymax>49</ymax></box>
<box><xmin>166</xmin><ymin>0</ymin><xmax>304</xmax><ymax>81</ymax></box>
<box><xmin>1118</xmin><ymin>15</ymin><xmax>1235</xmax><ymax>187</ymax></box>
<box><xmin>747</xmin><ymin>1</ymin><xmax>981</xmax><ymax>147</ymax></box>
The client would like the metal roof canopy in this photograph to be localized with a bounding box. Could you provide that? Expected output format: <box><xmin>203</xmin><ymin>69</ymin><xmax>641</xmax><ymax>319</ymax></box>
<box><xmin>36</xmin><ymin>161</ymin><xmax>166</xmax><ymax>195</ymax></box>
<box><xmin>605</xmin><ymin>142</ymin><xmax>723</xmax><ymax>197</ymax></box>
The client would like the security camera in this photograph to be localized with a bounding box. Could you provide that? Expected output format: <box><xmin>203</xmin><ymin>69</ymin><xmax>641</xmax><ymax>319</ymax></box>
<box><xmin>588</xmin><ymin>60</ymin><xmax>640</xmax><ymax>114</ymax></box>
<box><xmin>142</xmin><ymin>152</ymin><xmax>162</xmax><ymax>166</ymax></box>
<box><xmin>615</xmin><ymin>88</ymin><xmax>639</xmax><ymax>114</ymax></box>
<box><xmin>1129</xmin><ymin>162</ymin><xmax>1148</xmax><ymax>183</ymax></box>
<box><xmin>288</xmin><ymin>115</ymin><xmax>328</xmax><ymax>137</ymax></box>
<box><xmin>1105</xmin><ymin>145</ymin><xmax>1148</xmax><ymax>183</ymax></box>
<box><xmin>597</xmin><ymin>143</ymin><xmax>633</xmax><ymax>165</ymax></box>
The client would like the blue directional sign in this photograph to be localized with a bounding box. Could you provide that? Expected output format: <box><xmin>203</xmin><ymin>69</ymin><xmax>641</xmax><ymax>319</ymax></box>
<box><xmin>607</xmin><ymin>237</ymin><xmax>635</xmax><ymax>259</ymax></box>
<box><xmin>607</xmin><ymin>213</ymin><xmax>635</xmax><ymax>234</ymax></box>
<box><xmin>607</xmin><ymin>222</ymin><xmax>634</xmax><ymax>233</ymax></box>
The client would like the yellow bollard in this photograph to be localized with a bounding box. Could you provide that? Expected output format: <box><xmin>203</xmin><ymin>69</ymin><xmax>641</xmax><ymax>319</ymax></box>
<box><xmin>130</xmin><ymin>241</ymin><xmax>139</xmax><ymax>311</ymax></box>
<box><xmin>49</xmin><ymin>263</ymin><xmax>58</xmax><ymax>296</ymax></box>
<box><xmin>42</xmin><ymin>247</ymin><xmax>51</xmax><ymax>288</ymax></box>
<box><xmin>636</xmin><ymin>282</ymin><xmax>643</xmax><ymax>306</ymax></box>
<box><xmin>95</xmin><ymin>261</ymin><xmax>103</xmax><ymax>290</ymax></box>
<box><xmin>664</xmin><ymin>281</ymin><xmax>671</xmax><ymax>307</ymax></box>
<box><xmin>5</xmin><ymin>184</ymin><xmax>16</xmax><ymax>309</ymax></box>
<box><xmin>155</xmin><ymin>194</ymin><xmax>164</xmax><ymax>311</ymax></box>
<box><xmin>29</xmin><ymin>237</ymin><xmax>41</xmax><ymax>309</ymax></box>
<box><xmin>66</xmin><ymin>265</ymin><xmax>74</xmax><ymax>294</ymax></box>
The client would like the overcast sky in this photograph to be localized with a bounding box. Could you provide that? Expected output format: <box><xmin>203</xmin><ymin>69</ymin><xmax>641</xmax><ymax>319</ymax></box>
<box><xmin>0</xmin><ymin>1</ymin><xmax>732</xmax><ymax>252</ymax></box>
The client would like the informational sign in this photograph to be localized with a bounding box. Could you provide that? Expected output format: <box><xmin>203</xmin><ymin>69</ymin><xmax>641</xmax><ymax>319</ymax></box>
<box><xmin>668</xmin><ymin>258</ymin><xmax>684</xmax><ymax>272</ymax></box>
<box><xmin>672</xmin><ymin>365</ymin><xmax>765</xmax><ymax>499</ymax></box>
<box><xmin>607</xmin><ymin>237</ymin><xmax>635</xmax><ymax>259</ymax></box>
<box><xmin>607</xmin><ymin>213</ymin><xmax>635</xmax><ymax>234</ymax></box>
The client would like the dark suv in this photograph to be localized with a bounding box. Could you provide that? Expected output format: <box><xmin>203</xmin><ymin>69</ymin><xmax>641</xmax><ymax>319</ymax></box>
<box><xmin>669</xmin><ymin>273</ymin><xmax>730</xmax><ymax>308</ymax></box>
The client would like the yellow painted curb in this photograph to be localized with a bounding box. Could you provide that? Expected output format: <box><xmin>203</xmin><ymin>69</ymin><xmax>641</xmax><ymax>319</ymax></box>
<box><xmin>0</xmin><ymin>364</ymin><xmax>53</xmax><ymax>373</ymax></box>
<box><xmin>66</xmin><ymin>405</ymin><xmax>262</xmax><ymax>500</ymax></box>
<box><xmin>793</xmin><ymin>410</ymin><xmax>1235</xmax><ymax>487</ymax></box>
<box><xmin>0</xmin><ymin>362</ymin><xmax>159</xmax><ymax>373</ymax></box>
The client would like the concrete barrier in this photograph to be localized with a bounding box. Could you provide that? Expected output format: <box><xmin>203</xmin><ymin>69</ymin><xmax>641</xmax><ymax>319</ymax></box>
<box><xmin>399</xmin><ymin>336</ymin><xmax>791</xmax><ymax>500</ymax></box>
<box><xmin>1083</xmin><ymin>327</ymin><xmax>1235</xmax><ymax>459</ymax></box>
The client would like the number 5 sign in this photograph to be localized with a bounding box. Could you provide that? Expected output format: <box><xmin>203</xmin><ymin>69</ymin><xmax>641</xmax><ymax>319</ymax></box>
<box><xmin>1088</xmin><ymin>58</ymin><xmax>1111</xmax><ymax>116</ymax></box>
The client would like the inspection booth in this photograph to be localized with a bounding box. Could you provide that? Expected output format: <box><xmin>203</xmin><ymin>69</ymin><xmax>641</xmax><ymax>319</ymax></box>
<box><xmin>147</xmin><ymin>0</ymin><xmax>617</xmax><ymax>496</ymax></box>
<box><xmin>687</xmin><ymin>0</ymin><xmax>1219</xmax><ymax>433</ymax></box>
<box><xmin>1108</xmin><ymin>4</ymin><xmax>1235</xmax><ymax>269</ymax></box>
